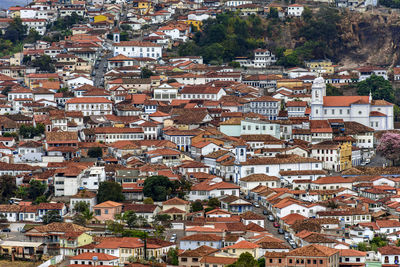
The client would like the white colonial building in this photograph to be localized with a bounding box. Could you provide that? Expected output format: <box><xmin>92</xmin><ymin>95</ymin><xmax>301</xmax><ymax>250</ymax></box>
<box><xmin>310</xmin><ymin>77</ymin><xmax>394</xmax><ymax>130</ymax></box>
<box><xmin>65</xmin><ymin>97</ymin><xmax>113</xmax><ymax>116</ymax></box>
<box><xmin>113</xmin><ymin>41</ymin><xmax>162</xmax><ymax>59</ymax></box>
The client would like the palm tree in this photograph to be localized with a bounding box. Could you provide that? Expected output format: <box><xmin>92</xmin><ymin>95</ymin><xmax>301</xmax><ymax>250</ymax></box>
<box><xmin>82</xmin><ymin>209</ymin><xmax>94</xmax><ymax>225</ymax></box>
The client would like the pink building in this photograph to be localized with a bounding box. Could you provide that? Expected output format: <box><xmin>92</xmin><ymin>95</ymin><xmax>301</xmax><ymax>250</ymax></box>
<box><xmin>94</xmin><ymin>201</ymin><xmax>123</xmax><ymax>222</ymax></box>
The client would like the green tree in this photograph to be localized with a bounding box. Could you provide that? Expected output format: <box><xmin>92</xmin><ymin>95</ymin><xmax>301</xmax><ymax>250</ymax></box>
<box><xmin>229</xmin><ymin>252</ymin><xmax>258</xmax><ymax>267</ymax></box>
<box><xmin>257</xmin><ymin>257</ymin><xmax>265</xmax><ymax>267</ymax></box>
<box><xmin>73</xmin><ymin>209</ymin><xmax>95</xmax><ymax>226</ymax></box>
<box><xmin>4</xmin><ymin>18</ymin><xmax>26</xmax><ymax>43</ymax></box>
<box><xmin>120</xmin><ymin>31</ymin><xmax>129</xmax><ymax>41</ymax></box>
<box><xmin>191</xmin><ymin>200</ymin><xmax>204</xmax><ymax>212</ymax></box>
<box><xmin>28</xmin><ymin>180</ymin><xmax>46</xmax><ymax>200</ymax></box>
<box><xmin>74</xmin><ymin>201</ymin><xmax>89</xmax><ymax>213</ymax></box>
<box><xmin>0</xmin><ymin>175</ymin><xmax>17</xmax><ymax>203</ymax></box>
<box><xmin>268</xmin><ymin>7</ymin><xmax>279</xmax><ymax>19</ymax></box>
<box><xmin>19</xmin><ymin>123</ymin><xmax>45</xmax><ymax>139</ymax></box>
<box><xmin>107</xmin><ymin>220</ymin><xmax>124</xmax><ymax>234</ymax></box>
<box><xmin>87</xmin><ymin>147</ymin><xmax>103</xmax><ymax>158</ymax></box>
<box><xmin>73</xmin><ymin>213</ymin><xmax>87</xmax><ymax>226</ymax></box>
<box><xmin>154</xmin><ymin>224</ymin><xmax>165</xmax><ymax>239</ymax></box>
<box><xmin>153</xmin><ymin>214</ymin><xmax>171</xmax><ymax>227</ymax></box>
<box><xmin>143</xmin><ymin>176</ymin><xmax>173</xmax><ymax>201</ymax></box>
<box><xmin>42</xmin><ymin>210</ymin><xmax>62</xmax><ymax>224</ymax></box>
<box><xmin>207</xmin><ymin>198</ymin><xmax>220</xmax><ymax>209</ymax></box>
<box><xmin>357</xmin><ymin>74</ymin><xmax>395</xmax><ymax>103</ymax></box>
<box><xmin>229</xmin><ymin>61</ymin><xmax>241</xmax><ymax>68</ymax></box>
<box><xmin>33</xmin><ymin>195</ymin><xmax>48</xmax><ymax>204</ymax></box>
<box><xmin>121</xmin><ymin>24</ymin><xmax>132</xmax><ymax>31</ymax></box>
<box><xmin>143</xmin><ymin>197</ymin><xmax>154</xmax><ymax>204</ymax></box>
<box><xmin>167</xmin><ymin>248</ymin><xmax>179</xmax><ymax>265</ymax></box>
<box><xmin>32</xmin><ymin>55</ymin><xmax>55</xmax><ymax>73</ymax></box>
<box><xmin>141</xmin><ymin>67</ymin><xmax>154</xmax><ymax>78</ymax></box>
<box><xmin>25</xmin><ymin>28</ymin><xmax>40</xmax><ymax>43</ymax></box>
<box><xmin>15</xmin><ymin>186</ymin><xmax>28</xmax><ymax>199</ymax></box>
<box><xmin>394</xmin><ymin>104</ymin><xmax>400</xmax><ymax>121</ymax></box>
<box><xmin>357</xmin><ymin>242</ymin><xmax>367</xmax><ymax>251</ymax></box>
<box><xmin>326</xmin><ymin>84</ymin><xmax>343</xmax><ymax>96</ymax></box>
<box><xmin>123</xmin><ymin>211</ymin><xmax>138</xmax><ymax>229</ymax></box>
<box><xmin>97</xmin><ymin>181</ymin><xmax>124</xmax><ymax>203</ymax></box>
<box><xmin>301</xmin><ymin>7</ymin><xmax>313</xmax><ymax>22</ymax></box>
<box><xmin>371</xmin><ymin>235</ymin><xmax>388</xmax><ymax>248</ymax></box>
<box><xmin>179</xmin><ymin>12</ymin><xmax>265</xmax><ymax>63</ymax></box>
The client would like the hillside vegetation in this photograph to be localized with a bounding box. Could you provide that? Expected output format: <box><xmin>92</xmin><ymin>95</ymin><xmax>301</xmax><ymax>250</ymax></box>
<box><xmin>178</xmin><ymin>8</ymin><xmax>400</xmax><ymax>68</ymax></box>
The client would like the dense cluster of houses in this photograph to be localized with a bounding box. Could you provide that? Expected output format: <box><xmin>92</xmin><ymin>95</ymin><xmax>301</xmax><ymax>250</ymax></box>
<box><xmin>0</xmin><ymin>0</ymin><xmax>399</xmax><ymax>266</ymax></box>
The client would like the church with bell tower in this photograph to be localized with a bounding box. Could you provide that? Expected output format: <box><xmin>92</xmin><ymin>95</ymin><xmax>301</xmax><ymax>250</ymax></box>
<box><xmin>310</xmin><ymin>77</ymin><xmax>394</xmax><ymax>131</ymax></box>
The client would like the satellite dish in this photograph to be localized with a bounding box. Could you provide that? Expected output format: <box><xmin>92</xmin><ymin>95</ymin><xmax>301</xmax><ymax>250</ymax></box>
<box><xmin>92</xmin><ymin>256</ymin><xmax>98</xmax><ymax>261</ymax></box>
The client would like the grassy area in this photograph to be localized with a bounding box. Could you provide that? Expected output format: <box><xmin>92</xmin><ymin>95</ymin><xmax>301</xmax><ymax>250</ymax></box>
<box><xmin>0</xmin><ymin>260</ymin><xmax>43</xmax><ymax>267</ymax></box>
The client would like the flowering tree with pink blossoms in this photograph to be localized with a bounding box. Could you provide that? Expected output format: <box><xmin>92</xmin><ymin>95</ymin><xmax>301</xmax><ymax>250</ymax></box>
<box><xmin>377</xmin><ymin>132</ymin><xmax>400</xmax><ymax>166</ymax></box>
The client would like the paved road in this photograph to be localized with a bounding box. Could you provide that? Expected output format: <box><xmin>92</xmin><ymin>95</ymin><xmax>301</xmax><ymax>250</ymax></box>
<box><xmin>368</xmin><ymin>153</ymin><xmax>390</xmax><ymax>167</ymax></box>
<box><xmin>94</xmin><ymin>49</ymin><xmax>112</xmax><ymax>87</ymax></box>
<box><xmin>251</xmin><ymin>205</ymin><xmax>286</xmax><ymax>242</ymax></box>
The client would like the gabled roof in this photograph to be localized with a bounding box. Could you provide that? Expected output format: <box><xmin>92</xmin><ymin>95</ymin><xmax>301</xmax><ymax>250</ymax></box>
<box><xmin>94</xmin><ymin>201</ymin><xmax>123</xmax><ymax>208</ymax></box>
<box><xmin>163</xmin><ymin>197</ymin><xmax>189</xmax><ymax>205</ymax></box>
<box><xmin>289</xmin><ymin>244</ymin><xmax>338</xmax><ymax>257</ymax></box>
<box><xmin>224</xmin><ymin>240</ymin><xmax>259</xmax><ymax>249</ymax></box>
<box><xmin>71</xmin><ymin>252</ymin><xmax>118</xmax><ymax>261</ymax></box>
<box><xmin>180</xmin><ymin>234</ymin><xmax>222</xmax><ymax>241</ymax></box>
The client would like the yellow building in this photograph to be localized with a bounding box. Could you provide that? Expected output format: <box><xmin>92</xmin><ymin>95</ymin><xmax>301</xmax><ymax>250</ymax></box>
<box><xmin>60</xmin><ymin>232</ymin><xmax>93</xmax><ymax>256</ymax></box>
<box><xmin>339</xmin><ymin>141</ymin><xmax>353</xmax><ymax>171</ymax></box>
<box><xmin>132</xmin><ymin>0</ymin><xmax>153</xmax><ymax>14</ymax></box>
<box><xmin>94</xmin><ymin>15</ymin><xmax>109</xmax><ymax>23</ymax></box>
<box><xmin>185</xmin><ymin>20</ymin><xmax>203</xmax><ymax>31</ymax></box>
<box><xmin>305</xmin><ymin>59</ymin><xmax>335</xmax><ymax>74</ymax></box>
<box><xmin>276</xmin><ymin>78</ymin><xmax>304</xmax><ymax>89</ymax></box>
<box><xmin>220</xmin><ymin>240</ymin><xmax>259</xmax><ymax>258</ymax></box>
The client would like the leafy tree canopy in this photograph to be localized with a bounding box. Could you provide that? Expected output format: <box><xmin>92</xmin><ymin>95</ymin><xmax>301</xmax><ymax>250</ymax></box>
<box><xmin>42</xmin><ymin>210</ymin><xmax>62</xmax><ymax>224</ymax></box>
<box><xmin>143</xmin><ymin>176</ymin><xmax>173</xmax><ymax>201</ymax></box>
<box><xmin>356</xmin><ymin>74</ymin><xmax>395</xmax><ymax>103</ymax></box>
<box><xmin>87</xmin><ymin>147</ymin><xmax>103</xmax><ymax>158</ymax></box>
<box><xmin>178</xmin><ymin>12</ymin><xmax>264</xmax><ymax>63</ymax></box>
<box><xmin>97</xmin><ymin>181</ymin><xmax>125</xmax><ymax>203</ymax></box>
<box><xmin>228</xmin><ymin>252</ymin><xmax>258</xmax><ymax>267</ymax></box>
<box><xmin>0</xmin><ymin>175</ymin><xmax>16</xmax><ymax>204</ymax></box>
<box><xmin>191</xmin><ymin>200</ymin><xmax>204</xmax><ymax>212</ymax></box>
<box><xmin>28</xmin><ymin>180</ymin><xmax>47</xmax><ymax>200</ymax></box>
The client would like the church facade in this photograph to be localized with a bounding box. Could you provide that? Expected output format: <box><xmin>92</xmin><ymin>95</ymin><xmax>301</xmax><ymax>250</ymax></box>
<box><xmin>310</xmin><ymin>77</ymin><xmax>394</xmax><ymax>131</ymax></box>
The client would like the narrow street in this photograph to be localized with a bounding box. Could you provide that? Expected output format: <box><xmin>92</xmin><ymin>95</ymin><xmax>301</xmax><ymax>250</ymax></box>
<box><xmin>94</xmin><ymin>49</ymin><xmax>112</xmax><ymax>87</ymax></box>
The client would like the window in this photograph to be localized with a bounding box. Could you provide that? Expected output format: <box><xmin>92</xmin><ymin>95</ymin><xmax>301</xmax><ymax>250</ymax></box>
<box><xmin>181</xmin><ymin>258</ymin><xmax>187</xmax><ymax>262</ymax></box>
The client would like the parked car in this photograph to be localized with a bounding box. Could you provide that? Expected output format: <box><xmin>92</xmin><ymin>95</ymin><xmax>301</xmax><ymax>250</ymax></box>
<box><xmin>254</xmin><ymin>203</ymin><xmax>260</xmax><ymax>208</ymax></box>
<box><xmin>20</xmin><ymin>228</ymin><xmax>26</xmax><ymax>233</ymax></box>
<box><xmin>289</xmin><ymin>240</ymin><xmax>297</xmax><ymax>249</ymax></box>
<box><xmin>278</xmin><ymin>228</ymin><xmax>284</xmax><ymax>234</ymax></box>
<box><xmin>263</xmin><ymin>210</ymin><xmax>268</xmax><ymax>215</ymax></box>
<box><xmin>273</xmin><ymin>222</ymin><xmax>280</xmax><ymax>228</ymax></box>
<box><xmin>268</xmin><ymin>215</ymin><xmax>275</xmax><ymax>221</ymax></box>
<box><xmin>284</xmin><ymin>232</ymin><xmax>291</xmax><ymax>240</ymax></box>
<box><xmin>2</xmin><ymin>228</ymin><xmax>10</xmax><ymax>232</ymax></box>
